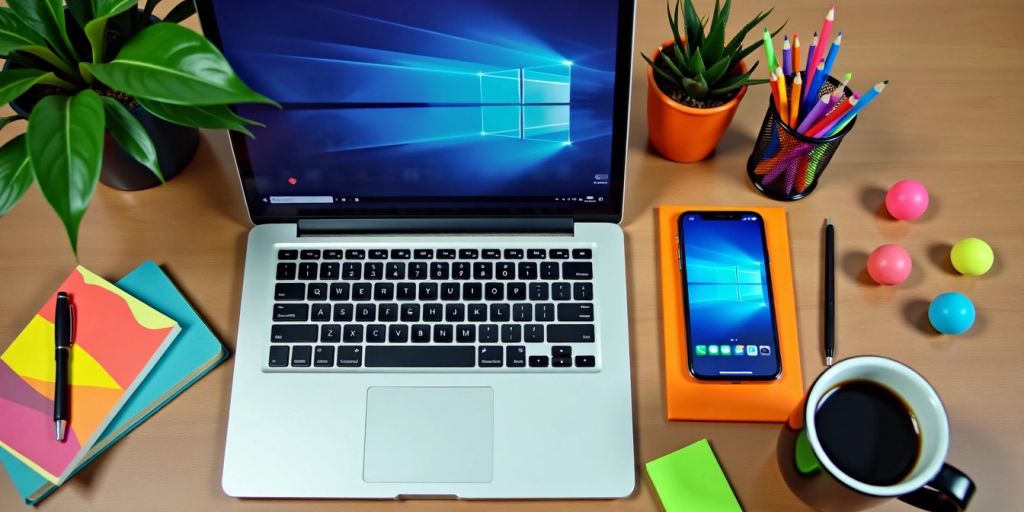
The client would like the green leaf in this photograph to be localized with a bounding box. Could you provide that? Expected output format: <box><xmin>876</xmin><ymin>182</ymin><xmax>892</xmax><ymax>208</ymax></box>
<box><xmin>736</xmin><ymin>21</ymin><xmax>788</xmax><ymax>63</ymax></box>
<box><xmin>137</xmin><ymin>97</ymin><xmax>257</xmax><ymax>136</ymax></box>
<box><xmin>642</xmin><ymin>53</ymin><xmax>682</xmax><ymax>86</ymax></box>
<box><xmin>668</xmin><ymin>1</ymin><xmax>689</xmax><ymax>63</ymax></box>
<box><xmin>101</xmin><ymin>96</ymin><xmax>164</xmax><ymax>182</ymax></box>
<box><xmin>85</xmin><ymin>0</ymin><xmax>139</xmax><ymax>63</ymax></box>
<box><xmin>723</xmin><ymin>9</ymin><xmax>773</xmax><ymax>61</ymax></box>
<box><xmin>67</xmin><ymin>0</ymin><xmax>94</xmax><ymax>28</ymax></box>
<box><xmin>0</xmin><ymin>135</ymin><xmax>33</xmax><ymax>216</ymax></box>
<box><xmin>682</xmin><ymin>74</ymin><xmax>708</xmax><ymax>99</ymax></box>
<box><xmin>0</xmin><ymin>68</ymin><xmax>50</xmax><ymax>106</ymax></box>
<box><xmin>710</xmin><ymin>61</ymin><xmax>759</xmax><ymax>94</ymax></box>
<box><xmin>27</xmin><ymin>89</ymin><xmax>105</xmax><ymax>256</ymax></box>
<box><xmin>710</xmin><ymin>78</ymin><xmax>766</xmax><ymax>96</ymax></box>
<box><xmin>86</xmin><ymin>23</ymin><xmax>277</xmax><ymax>106</ymax></box>
<box><xmin>690</xmin><ymin>46</ymin><xmax>705</xmax><ymax>77</ymax></box>
<box><xmin>682</xmin><ymin>0</ymin><xmax>703</xmax><ymax>55</ymax></box>
<box><xmin>0</xmin><ymin>115</ymin><xmax>26</xmax><ymax>131</ymax></box>
<box><xmin>703</xmin><ymin>55</ymin><xmax>732</xmax><ymax>86</ymax></box>
<box><xmin>8</xmin><ymin>0</ymin><xmax>80</xmax><ymax>63</ymax></box>
<box><xmin>0</xmin><ymin>7</ymin><xmax>45</xmax><ymax>54</ymax></box>
<box><xmin>718</xmin><ymin>0</ymin><xmax>731</xmax><ymax>30</ymax></box>
<box><xmin>19</xmin><ymin>45</ymin><xmax>82</xmax><ymax>80</ymax></box>
<box><xmin>164</xmin><ymin>0</ymin><xmax>197</xmax><ymax>23</ymax></box>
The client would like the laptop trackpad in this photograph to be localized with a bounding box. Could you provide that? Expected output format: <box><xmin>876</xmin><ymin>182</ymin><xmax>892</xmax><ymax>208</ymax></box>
<box><xmin>363</xmin><ymin>387</ymin><xmax>494</xmax><ymax>483</ymax></box>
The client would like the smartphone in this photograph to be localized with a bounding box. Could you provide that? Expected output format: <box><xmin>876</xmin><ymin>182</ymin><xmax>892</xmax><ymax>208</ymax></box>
<box><xmin>677</xmin><ymin>211</ymin><xmax>782</xmax><ymax>381</ymax></box>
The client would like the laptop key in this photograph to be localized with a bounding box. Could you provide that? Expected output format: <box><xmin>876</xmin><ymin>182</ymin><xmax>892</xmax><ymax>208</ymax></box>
<box><xmin>558</xmin><ymin>303</ymin><xmax>594</xmax><ymax>322</ymax></box>
<box><xmin>549</xmin><ymin>249</ymin><xmax>570</xmax><ymax>259</ymax></box>
<box><xmin>321</xmin><ymin>324</ymin><xmax>340</xmax><ymax>343</ymax></box>
<box><xmin>374</xmin><ymin>283</ymin><xmax>395</xmax><ymax>301</ymax></box>
<box><xmin>323</xmin><ymin>249</ymin><xmax>343</xmax><ymax>260</ymax></box>
<box><xmin>434</xmin><ymin>324</ymin><xmax>453</xmax><ymax>343</ymax></box>
<box><xmin>274</xmin><ymin>303</ymin><xmax>308</xmax><ymax>321</ymax></box>
<box><xmin>423</xmin><ymin>303</ymin><xmax>443</xmax><ymax>322</ymax></box>
<box><xmin>291</xmin><ymin>346</ymin><xmax>312</xmax><ymax>367</ymax></box>
<box><xmin>366</xmin><ymin>325</ymin><xmax>386</xmax><ymax>343</ymax></box>
<box><xmin>409</xmin><ymin>262</ymin><xmax>428</xmax><ymax>280</ymax></box>
<box><xmin>575</xmin><ymin>355</ymin><xmax>596</xmax><ymax>367</ymax></box>
<box><xmin>275</xmin><ymin>283</ymin><xmax>304</xmax><ymax>300</ymax></box>
<box><xmin>364</xmin><ymin>263</ymin><xmax>383</xmax><ymax>280</ymax></box>
<box><xmin>330</xmin><ymin>282</ymin><xmax>350</xmax><ymax>301</ymax></box>
<box><xmin>343</xmin><ymin>325</ymin><xmax>364</xmax><ymax>343</ymax></box>
<box><xmin>310</xmin><ymin>303</ymin><xmax>331</xmax><ymax>322</ymax></box>
<box><xmin>365</xmin><ymin>346</ymin><xmax>475</xmax><ymax>368</ymax></box>
<box><xmin>268</xmin><ymin>346</ymin><xmax>289</xmax><ymax>367</ymax></box>
<box><xmin>474</xmin><ymin>262</ymin><xmax>493</xmax><ymax>280</ymax></box>
<box><xmin>518</xmin><ymin>262</ymin><xmax>537</xmax><ymax>280</ymax></box>
<box><xmin>386</xmin><ymin>262</ymin><xmax>405</xmax><ymax>280</ymax></box>
<box><xmin>352</xmin><ymin>283</ymin><xmax>372</xmax><ymax>301</ymax></box>
<box><xmin>495</xmin><ymin>262</ymin><xmax>515</xmax><ymax>280</ymax></box>
<box><xmin>485</xmin><ymin>282</ymin><xmax>504</xmax><ymax>301</ymax></box>
<box><xmin>527</xmin><ymin>249</ymin><xmax>546</xmax><ymax>259</ymax></box>
<box><xmin>390</xmin><ymin>249</ymin><xmax>411</xmax><ymax>259</ymax></box>
<box><xmin>501</xmin><ymin>324</ymin><xmax>521</xmax><ymax>343</ymax></box>
<box><xmin>552</xmin><ymin>346</ymin><xmax>572</xmax><ymax>357</ymax></box>
<box><xmin>342</xmin><ymin>262</ymin><xmax>361</xmax><ymax>280</ymax></box>
<box><xmin>356</xmin><ymin>304</ymin><xmax>376</xmax><ymax>321</ymax></box>
<box><xmin>307</xmin><ymin>283</ymin><xmax>327</xmax><ymax>301</ymax></box>
<box><xmin>314</xmin><ymin>346</ymin><xmax>335</xmax><ymax>367</ymax></box>
<box><xmin>478</xmin><ymin>346</ymin><xmax>503</xmax><ymax>367</ymax></box>
<box><xmin>445</xmin><ymin>303</ymin><xmax>466</xmax><ymax>322</ymax></box>
<box><xmin>572</xmin><ymin>248</ymin><xmax>593</xmax><ymax>259</ymax></box>
<box><xmin>482</xmin><ymin>249</ymin><xmax>501</xmax><ymax>259</ymax></box>
<box><xmin>397</xmin><ymin>282</ymin><xmax>416</xmax><ymax>300</ymax></box>
<box><xmin>430</xmin><ymin>262</ymin><xmax>450</xmax><ymax>280</ymax></box>
<box><xmin>552</xmin><ymin>283</ymin><xmax>571</xmax><ymax>301</ymax></box>
<box><xmin>563</xmin><ymin>262</ymin><xmax>594</xmax><ymax>280</ymax></box>
<box><xmin>401</xmin><ymin>304</ymin><xmax>420</xmax><ymax>322</ymax></box>
<box><xmin>369</xmin><ymin>249</ymin><xmax>388</xmax><ymax>260</ymax></box>
<box><xmin>525</xmin><ymin>324</ymin><xmax>544</xmax><ymax>343</ymax></box>
<box><xmin>480</xmin><ymin>324</ymin><xmax>499</xmax><ymax>343</ymax></box>
<box><xmin>278</xmin><ymin>249</ymin><xmax>298</xmax><ymax>260</ymax></box>
<box><xmin>513</xmin><ymin>303</ymin><xmax>532</xmax><ymax>322</ymax></box>
<box><xmin>379</xmin><ymin>303</ymin><xmax>398</xmax><ymax>322</ymax></box>
<box><xmin>504</xmin><ymin>249</ymin><xmax>524</xmax><ymax>260</ymax></box>
<box><xmin>468</xmin><ymin>303</ymin><xmax>487</xmax><ymax>322</ymax></box>
<box><xmin>437</xmin><ymin>249</ymin><xmax>456</xmax><ymax>259</ymax></box>
<box><xmin>535</xmin><ymin>303</ymin><xmax>555</xmax><ymax>322</ymax></box>
<box><xmin>456</xmin><ymin>324</ymin><xmax>476</xmax><ymax>343</ymax></box>
<box><xmin>490</xmin><ymin>304</ymin><xmax>510</xmax><ymax>322</ymax></box>
<box><xmin>507</xmin><ymin>282</ymin><xmax>526</xmax><ymax>301</ymax></box>
<box><xmin>459</xmin><ymin>249</ymin><xmax>479</xmax><ymax>259</ymax></box>
<box><xmin>506</xmin><ymin>346</ymin><xmax>527</xmax><ymax>367</ymax></box>
<box><xmin>552</xmin><ymin>357</ymin><xmax>572</xmax><ymax>368</ymax></box>
<box><xmin>276</xmin><ymin>262</ymin><xmax>296</xmax><ymax>280</ymax></box>
<box><xmin>271</xmin><ymin>324</ymin><xmax>317</xmax><ymax>343</ymax></box>
<box><xmin>463</xmin><ymin>282</ymin><xmax>482</xmax><ymax>300</ymax></box>
<box><xmin>319</xmin><ymin>262</ymin><xmax>339</xmax><ymax>280</ymax></box>
<box><xmin>345</xmin><ymin>249</ymin><xmax>365</xmax><ymax>260</ymax></box>
<box><xmin>389</xmin><ymin>325</ymin><xmax>409</xmax><ymax>343</ymax></box>
<box><xmin>300</xmin><ymin>249</ymin><xmax>321</xmax><ymax>260</ymax></box>
<box><xmin>411</xmin><ymin>324</ymin><xmax>431</xmax><ymax>343</ymax></box>
<box><xmin>573</xmin><ymin>282</ymin><xmax>594</xmax><ymax>301</ymax></box>
<box><xmin>529</xmin><ymin>282</ymin><xmax>549</xmax><ymax>300</ymax></box>
<box><xmin>452</xmin><ymin>262</ymin><xmax>471</xmax><ymax>280</ymax></box>
<box><xmin>298</xmin><ymin>262</ymin><xmax>318</xmax><ymax>280</ymax></box>
<box><xmin>548</xmin><ymin>324</ymin><xmax>595</xmax><ymax>342</ymax></box>
<box><xmin>441</xmin><ymin>283</ymin><xmax>460</xmax><ymax>301</ymax></box>
<box><xmin>333</xmin><ymin>303</ymin><xmax>353</xmax><ymax>322</ymax></box>
<box><xmin>529</xmin><ymin>355</ymin><xmax>550</xmax><ymax>368</ymax></box>
<box><xmin>337</xmin><ymin>346</ymin><xmax>362</xmax><ymax>367</ymax></box>
<box><xmin>540</xmin><ymin>262</ymin><xmax>559</xmax><ymax>280</ymax></box>
<box><xmin>414</xmin><ymin>249</ymin><xmax>433</xmax><ymax>259</ymax></box>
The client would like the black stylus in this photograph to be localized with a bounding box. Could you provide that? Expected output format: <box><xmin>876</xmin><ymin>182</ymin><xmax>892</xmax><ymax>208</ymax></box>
<box><xmin>54</xmin><ymin>292</ymin><xmax>72</xmax><ymax>442</ymax></box>
<box><xmin>824</xmin><ymin>219</ymin><xmax>835</xmax><ymax>366</ymax></box>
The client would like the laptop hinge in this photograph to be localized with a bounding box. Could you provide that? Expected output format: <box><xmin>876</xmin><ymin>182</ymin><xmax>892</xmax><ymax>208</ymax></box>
<box><xmin>297</xmin><ymin>217</ymin><xmax>574</xmax><ymax>236</ymax></box>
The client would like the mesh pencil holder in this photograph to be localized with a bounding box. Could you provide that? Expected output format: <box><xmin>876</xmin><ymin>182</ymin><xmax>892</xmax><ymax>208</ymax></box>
<box><xmin>746</xmin><ymin>74</ymin><xmax>856</xmax><ymax>201</ymax></box>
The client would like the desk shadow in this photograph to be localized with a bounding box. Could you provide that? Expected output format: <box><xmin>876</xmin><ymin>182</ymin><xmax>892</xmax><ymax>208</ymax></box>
<box><xmin>715</xmin><ymin>127</ymin><xmax>756</xmax><ymax>162</ymax></box>
<box><xmin>623</xmin><ymin>227</ymin><xmax>645</xmax><ymax>498</ymax></box>
<box><xmin>860</xmin><ymin>186</ymin><xmax>888</xmax><ymax>217</ymax></box>
<box><xmin>902</xmin><ymin>298</ymin><xmax>942</xmax><ymax>338</ymax></box>
<box><xmin>928</xmin><ymin>243</ymin><xmax>957</xmax><ymax>275</ymax></box>
<box><xmin>178</xmin><ymin>132</ymin><xmax>250</xmax><ymax>228</ymax></box>
<box><xmin>840</xmin><ymin>250</ymin><xmax>874</xmax><ymax>286</ymax></box>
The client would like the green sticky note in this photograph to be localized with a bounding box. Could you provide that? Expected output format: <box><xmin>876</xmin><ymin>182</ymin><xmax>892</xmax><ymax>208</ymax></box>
<box><xmin>645</xmin><ymin>439</ymin><xmax>743</xmax><ymax>512</ymax></box>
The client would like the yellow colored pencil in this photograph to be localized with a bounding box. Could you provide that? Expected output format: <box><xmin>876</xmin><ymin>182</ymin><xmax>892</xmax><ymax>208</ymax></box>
<box><xmin>776</xmin><ymin>66</ymin><xmax>790</xmax><ymax>126</ymax></box>
<box><xmin>790</xmin><ymin>73</ymin><xmax>803</xmax><ymax>124</ymax></box>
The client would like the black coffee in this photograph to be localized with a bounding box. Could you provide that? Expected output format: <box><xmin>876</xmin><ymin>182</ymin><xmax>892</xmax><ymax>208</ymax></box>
<box><xmin>814</xmin><ymin>380</ymin><xmax>921</xmax><ymax>486</ymax></box>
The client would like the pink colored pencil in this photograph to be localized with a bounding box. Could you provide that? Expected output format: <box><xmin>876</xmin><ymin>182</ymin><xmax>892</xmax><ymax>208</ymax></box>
<box><xmin>806</xmin><ymin>94</ymin><xmax>860</xmax><ymax>138</ymax></box>
<box><xmin>805</xmin><ymin>6</ymin><xmax>835</xmax><ymax>97</ymax></box>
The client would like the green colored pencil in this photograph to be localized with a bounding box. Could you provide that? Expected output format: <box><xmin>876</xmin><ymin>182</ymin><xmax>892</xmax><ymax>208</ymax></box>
<box><xmin>762</xmin><ymin>28</ymin><xmax>777</xmax><ymax>76</ymax></box>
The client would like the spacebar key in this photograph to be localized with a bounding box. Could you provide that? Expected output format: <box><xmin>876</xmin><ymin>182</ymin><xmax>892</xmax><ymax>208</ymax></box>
<box><xmin>365</xmin><ymin>346</ymin><xmax>476</xmax><ymax>367</ymax></box>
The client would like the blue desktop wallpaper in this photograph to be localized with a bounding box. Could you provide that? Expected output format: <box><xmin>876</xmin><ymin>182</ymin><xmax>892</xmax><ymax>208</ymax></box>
<box><xmin>211</xmin><ymin>0</ymin><xmax>622</xmax><ymax>206</ymax></box>
<box><xmin>681</xmin><ymin>215</ymin><xmax>780</xmax><ymax>378</ymax></box>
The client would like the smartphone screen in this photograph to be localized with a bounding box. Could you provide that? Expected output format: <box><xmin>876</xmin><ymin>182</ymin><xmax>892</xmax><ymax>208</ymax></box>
<box><xmin>678</xmin><ymin>211</ymin><xmax>781</xmax><ymax>381</ymax></box>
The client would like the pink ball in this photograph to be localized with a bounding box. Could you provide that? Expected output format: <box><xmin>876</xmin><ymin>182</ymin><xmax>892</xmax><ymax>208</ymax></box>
<box><xmin>885</xmin><ymin>180</ymin><xmax>930</xmax><ymax>220</ymax></box>
<box><xmin>867</xmin><ymin>244</ymin><xmax>913</xmax><ymax>285</ymax></box>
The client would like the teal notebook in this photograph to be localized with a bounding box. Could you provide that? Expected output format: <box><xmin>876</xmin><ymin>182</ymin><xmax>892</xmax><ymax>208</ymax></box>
<box><xmin>0</xmin><ymin>261</ymin><xmax>228</xmax><ymax>505</ymax></box>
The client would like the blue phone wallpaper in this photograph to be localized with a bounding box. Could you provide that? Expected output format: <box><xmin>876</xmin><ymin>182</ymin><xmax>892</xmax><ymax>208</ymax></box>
<box><xmin>211</xmin><ymin>0</ymin><xmax>623</xmax><ymax>206</ymax></box>
<box><xmin>681</xmin><ymin>214</ymin><xmax>780</xmax><ymax>379</ymax></box>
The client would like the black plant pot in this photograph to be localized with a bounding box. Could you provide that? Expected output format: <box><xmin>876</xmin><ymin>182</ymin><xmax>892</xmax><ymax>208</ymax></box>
<box><xmin>100</xmin><ymin>104</ymin><xmax>199</xmax><ymax>190</ymax></box>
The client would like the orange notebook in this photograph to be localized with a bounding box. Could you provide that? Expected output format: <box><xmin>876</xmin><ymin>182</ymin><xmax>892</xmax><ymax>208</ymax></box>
<box><xmin>658</xmin><ymin>206</ymin><xmax>803</xmax><ymax>422</ymax></box>
<box><xmin>0</xmin><ymin>266</ymin><xmax>179</xmax><ymax>483</ymax></box>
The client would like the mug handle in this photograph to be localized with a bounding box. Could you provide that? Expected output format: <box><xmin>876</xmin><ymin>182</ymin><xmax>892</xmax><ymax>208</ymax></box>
<box><xmin>898</xmin><ymin>464</ymin><xmax>976</xmax><ymax>512</ymax></box>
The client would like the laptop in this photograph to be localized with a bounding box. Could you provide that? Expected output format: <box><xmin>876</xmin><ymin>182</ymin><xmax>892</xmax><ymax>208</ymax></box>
<box><xmin>197</xmin><ymin>0</ymin><xmax>636</xmax><ymax>499</ymax></box>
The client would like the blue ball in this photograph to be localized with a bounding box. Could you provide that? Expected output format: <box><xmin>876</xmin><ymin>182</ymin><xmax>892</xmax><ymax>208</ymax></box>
<box><xmin>928</xmin><ymin>292</ymin><xmax>976</xmax><ymax>335</ymax></box>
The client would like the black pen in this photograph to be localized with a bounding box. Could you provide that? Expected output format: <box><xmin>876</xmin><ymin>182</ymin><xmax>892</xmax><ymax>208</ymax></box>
<box><xmin>54</xmin><ymin>292</ymin><xmax>72</xmax><ymax>442</ymax></box>
<box><xmin>824</xmin><ymin>219</ymin><xmax>835</xmax><ymax>366</ymax></box>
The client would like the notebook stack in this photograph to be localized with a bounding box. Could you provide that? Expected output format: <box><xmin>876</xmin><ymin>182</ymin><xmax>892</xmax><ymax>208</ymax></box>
<box><xmin>0</xmin><ymin>262</ymin><xmax>227</xmax><ymax>505</ymax></box>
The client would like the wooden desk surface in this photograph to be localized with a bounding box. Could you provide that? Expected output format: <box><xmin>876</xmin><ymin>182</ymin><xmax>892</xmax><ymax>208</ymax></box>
<box><xmin>2</xmin><ymin>0</ymin><xmax>1022</xmax><ymax>510</ymax></box>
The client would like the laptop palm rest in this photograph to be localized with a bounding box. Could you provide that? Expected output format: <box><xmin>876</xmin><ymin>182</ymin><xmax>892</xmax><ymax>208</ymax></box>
<box><xmin>363</xmin><ymin>387</ymin><xmax>494</xmax><ymax>484</ymax></box>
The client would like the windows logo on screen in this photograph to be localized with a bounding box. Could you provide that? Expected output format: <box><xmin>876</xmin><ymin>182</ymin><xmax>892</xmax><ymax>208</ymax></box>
<box><xmin>479</xmin><ymin>62</ymin><xmax>571</xmax><ymax>144</ymax></box>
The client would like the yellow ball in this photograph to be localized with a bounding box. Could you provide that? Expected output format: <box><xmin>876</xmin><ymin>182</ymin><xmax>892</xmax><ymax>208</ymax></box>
<box><xmin>950</xmin><ymin>238</ymin><xmax>994</xmax><ymax>276</ymax></box>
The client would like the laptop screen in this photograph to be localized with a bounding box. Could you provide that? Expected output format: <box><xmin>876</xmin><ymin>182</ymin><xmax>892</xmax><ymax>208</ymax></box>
<box><xmin>200</xmin><ymin>0</ymin><xmax>633</xmax><ymax>222</ymax></box>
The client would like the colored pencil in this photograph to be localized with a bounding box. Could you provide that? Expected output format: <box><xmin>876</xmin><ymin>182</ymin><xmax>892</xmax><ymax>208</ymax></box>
<box><xmin>792</xmin><ymin>35</ymin><xmax>801</xmax><ymax>76</ymax></box>
<box><xmin>803</xmin><ymin>32</ymin><xmax>818</xmax><ymax>100</ymax></box>
<box><xmin>782</xmin><ymin>36</ymin><xmax>792</xmax><ymax>76</ymax></box>
<box><xmin>825</xmin><ymin>81</ymin><xmax>888</xmax><ymax>137</ymax></box>
<box><xmin>770</xmin><ymin>71</ymin><xmax>782</xmax><ymax>118</ymax></box>
<box><xmin>777</xmin><ymin>67</ymin><xmax>790</xmax><ymax>125</ymax></box>
<box><xmin>805</xmin><ymin>6</ymin><xmax>835</xmax><ymax>94</ymax></box>
<box><xmin>801</xmin><ymin>61</ymin><xmax>827</xmax><ymax>120</ymax></box>
<box><xmin>797</xmin><ymin>93</ymin><xmax>832</xmax><ymax>134</ymax></box>
<box><xmin>763</xmin><ymin>28</ymin><xmax>777</xmax><ymax>74</ymax></box>
<box><xmin>789</xmin><ymin>73</ymin><xmax>803</xmax><ymax>123</ymax></box>
<box><xmin>820</xmin><ymin>33</ymin><xmax>843</xmax><ymax>89</ymax></box>
<box><xmin>806</xmin><ymin>94</ymin><xmax>859</xmax><ymax>138</ymax></box>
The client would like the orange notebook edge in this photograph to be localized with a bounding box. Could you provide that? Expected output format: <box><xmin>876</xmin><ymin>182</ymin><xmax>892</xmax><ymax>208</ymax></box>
<box><xmin>658</xmin><ymin>206</ymin><xmax>804</xmax><ymax>422</ymax></box>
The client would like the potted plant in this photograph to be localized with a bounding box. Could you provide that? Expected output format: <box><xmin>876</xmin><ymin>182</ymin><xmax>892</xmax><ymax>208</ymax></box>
<box><xmin>642</xmin><ymin>0</ymin><xmax>784</xmax><ymax>162</ymax></box>
<box><xmin>0</xmin><ymin>0</ymin><xmax>274</xmax><ymax>255</ymax></box>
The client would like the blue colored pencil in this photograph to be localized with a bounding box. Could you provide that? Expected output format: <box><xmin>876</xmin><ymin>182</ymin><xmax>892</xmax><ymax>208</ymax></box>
<box><xmin>820</xmin><ymin>33</ymin><xmax>842</xmax><ymax>89</ymax></box>
<box><xmin>825</xmin><ymin>81</ymin><xmax>889</xmax><ymax>137</ymax></box>
<box><xmin>800</xmin><ymin>61</ymin><xmax>826</xmax><ymax>122</ymax></box>
<box><xmin>802</xmin><ymin>32</ymin><xmax>818</xmax><ymax>100</ymax></box>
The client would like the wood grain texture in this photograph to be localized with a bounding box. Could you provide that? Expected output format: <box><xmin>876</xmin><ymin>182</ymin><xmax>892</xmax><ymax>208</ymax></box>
<box><xmin>1</xmin><ymin>0</ymin><xmax>1022</xmax><ymax>510</ymax></box>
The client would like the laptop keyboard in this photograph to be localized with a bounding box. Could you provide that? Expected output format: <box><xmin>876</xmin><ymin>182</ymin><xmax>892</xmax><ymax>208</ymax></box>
<box><xmin>267</xmin><ymin>246</ymin><xmax>599</xmax><ymax>371</ymax></box>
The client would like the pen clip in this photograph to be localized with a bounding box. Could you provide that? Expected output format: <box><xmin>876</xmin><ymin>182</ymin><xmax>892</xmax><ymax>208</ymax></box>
<box><xmin>68</xmin><ymin>303</ymin><xmax>74</xmax><ymax>347</ymax></box>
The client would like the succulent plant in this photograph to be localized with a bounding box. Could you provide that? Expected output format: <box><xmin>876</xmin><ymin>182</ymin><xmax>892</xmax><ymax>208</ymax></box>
<box><xmin>643</xmin><ymin>0</ymin><xmax>786</xmax><ymax>101</ymax></box>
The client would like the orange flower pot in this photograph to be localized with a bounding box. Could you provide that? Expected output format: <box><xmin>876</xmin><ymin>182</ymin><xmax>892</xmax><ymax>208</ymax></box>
<box><xmin>647</xmin><ymin>39</ymin><xmax>748</xmax><ymax>163</ymax></box>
